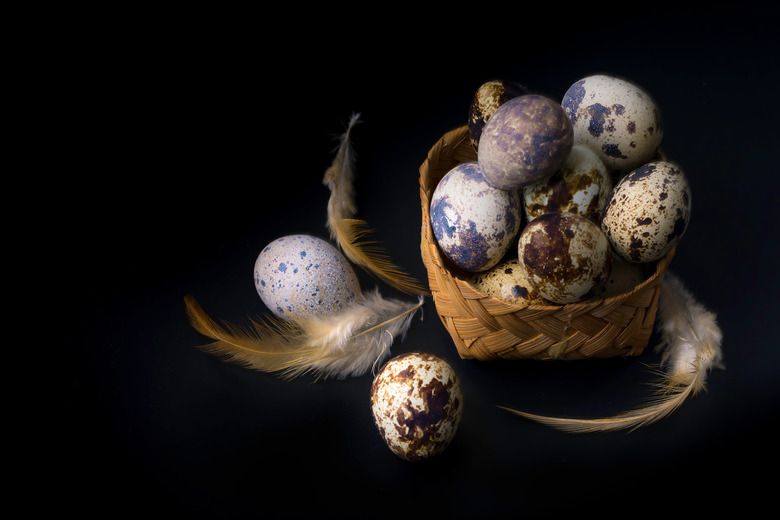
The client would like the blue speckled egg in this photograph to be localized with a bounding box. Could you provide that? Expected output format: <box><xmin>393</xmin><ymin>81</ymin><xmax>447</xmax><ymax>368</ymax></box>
<box><xmin>430</xmin><ymin>161</ymin><xmax>521</xmax><ymax>272</ymax></box>
<box><xmin>254</xmin><ymin>234</ymin><xmax>361</xmax><ymax>320</ymax></box>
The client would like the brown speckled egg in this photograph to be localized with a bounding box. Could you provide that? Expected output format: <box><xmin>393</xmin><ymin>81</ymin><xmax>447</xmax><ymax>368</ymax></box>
<box><xmin>468</xmin><ymin>79</ymin><xmax>529</xmax><ymax>150</ymax></box>
<box><xmin>562</xmin><ymin>74</ymin><xmax>663</xmax><ymax>175</ymax></box>
<box><xmin>370</xmin><ymin>352</ymin><xmax>463</xmax><ymax>462</ymax></box>
<box><xmin>478</xmin><ymin>94</ymin><xmax>573</xmax><ymax>190</ymax></box>
<box><xmin>593</xmin><ymin>254</ymin><xmax>647</xmax><ymax>299</ymax></box>
<box><xmin>469</xmin><ymin>257</ymin><xmax>550</xmax><ymax>305</ymax></box>
<box><xmin>523</xmin><ymin>144</ymin><xmax>612</xmax><ymax>224</ymax></box>
<box><xmin>601</xmin><ymin>161</ymin><xmax>691</xmax><ymax>263</ymax></box>
<box><xmin>518</xmin><ymin>212</ymin><xmax>612</xmax><ymax>304</ymax></box>
<box><xmin>429</xmin><ymin>161</ymin><xmax>522</xmax><ymax>272</ymax></box>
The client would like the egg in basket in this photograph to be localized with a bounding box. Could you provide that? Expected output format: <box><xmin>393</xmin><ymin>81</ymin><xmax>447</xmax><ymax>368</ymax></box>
<box><xmin>419</xmin><ymin>75</ymin><xmax>688</xmax><ymax>362</ymax></box>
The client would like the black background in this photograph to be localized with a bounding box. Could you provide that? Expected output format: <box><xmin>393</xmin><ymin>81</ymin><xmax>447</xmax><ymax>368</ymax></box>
<box><xmin>59</xmin><ymin>7</ymin><xmax>778</xmax><ymax>519</ymax></box>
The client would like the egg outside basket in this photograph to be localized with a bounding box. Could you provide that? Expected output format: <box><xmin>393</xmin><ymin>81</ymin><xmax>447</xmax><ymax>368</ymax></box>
<box><xmin>419</xmin><ymin>125</ymin><xmax>675</xmax><ymax>361</ymax></box>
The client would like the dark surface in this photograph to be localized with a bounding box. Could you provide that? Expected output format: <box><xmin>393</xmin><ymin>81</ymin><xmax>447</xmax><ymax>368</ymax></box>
<box><xmin>61</xmin><ymin>9</ymin><xmax>777</xmax><ymax>519</ymax></box>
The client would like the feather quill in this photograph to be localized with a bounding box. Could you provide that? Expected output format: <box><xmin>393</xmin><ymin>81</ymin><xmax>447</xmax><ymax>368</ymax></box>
<box><xmin>323</xmin><ymin>113</ymin><xmax>429</xmax><ymax>296</ymax></box>
<box><xmin>499</xmin><ymin>271</ymin><xmax>724</xmax><ymax>432</ymax></box>
<box><xmin>185</xmin><ymin>289</ymin><xmax>424</xmax><ymax>380</ymax></box>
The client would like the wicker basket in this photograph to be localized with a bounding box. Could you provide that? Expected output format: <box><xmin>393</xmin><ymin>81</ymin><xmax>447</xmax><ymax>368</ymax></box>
<box><xmin>419</xmin><ymin>125</ymin><xmax>674</xmax><ymax>361</ymax></box>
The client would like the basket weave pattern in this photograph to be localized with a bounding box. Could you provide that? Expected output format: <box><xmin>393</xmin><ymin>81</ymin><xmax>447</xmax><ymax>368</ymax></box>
<box><xmin>419</xmin><ymin>125</ymin><xmax>674</xmax><ymax>361</ymax></box>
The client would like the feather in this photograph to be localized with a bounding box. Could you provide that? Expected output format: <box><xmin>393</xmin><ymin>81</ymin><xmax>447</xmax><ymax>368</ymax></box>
<box><xmin>328</xmin><ymin>217</ymin><xmax>431</xmax><ymax>297</ymax></box>
<box><xmin>323</xmin><ymin>112</ymin><xmax>360</xmax><ymax>228</ymax></box>
<box><xmin>323</xmin><ymin>113</ymin><xmax>429</xmax><ymax>297</ymax></box>
<box><xmin>499</xmin><ymin>270</ymin><xmax>724</xmax><ymax>433</ymax></box>
<box><xmin>655</xmin><ymin>271</ymin><xmax>724</xmax><ymax>391</ymax></box>
<box><xmin>185</xmin><ymin>289</ymin><xmax>424</xmax><ymax>381</ymax></box>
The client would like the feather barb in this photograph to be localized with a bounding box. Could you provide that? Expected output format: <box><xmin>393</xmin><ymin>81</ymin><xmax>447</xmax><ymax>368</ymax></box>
<box><xmin>185</xmin><ymin>290</ymin><xmax>424</xmax><ymax>380</ymax></box>
<box><xmin>330</xmin><ymin>217</ymin><xmax>430</xmax><ymax>297</ymax></box>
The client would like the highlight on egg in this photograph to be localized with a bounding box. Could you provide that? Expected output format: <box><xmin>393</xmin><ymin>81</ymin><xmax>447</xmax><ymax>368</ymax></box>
<box><xmin>601</xmin><ymin>160</ymin><xmax>692</xmax><ymax>263</ymax></box>
<box><xmin>370</xmin><ymin>352</ymin><xmax>463</xmax><ymax>462</ymax></box>
<box><xmin>429</xmin><ymin>161</ymin><xmax>521</xmax><ymax>272</ymax></box>
<box><xmin>253</xmin><ymin>234</ymin><xmax>361</xmax><ymax>320</ymax></box>
<box><xmin>518</xmin><ymin>212</ymin><xmax>612</xmax><ymax>304</ymax></box>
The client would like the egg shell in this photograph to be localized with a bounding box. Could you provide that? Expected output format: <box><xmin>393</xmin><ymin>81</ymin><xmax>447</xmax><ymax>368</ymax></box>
<box><xmin>370</xmin><ymin>352</ymin><xmax>463</xmax><ymax>462</ymax></box>
<box><xmin>478</xmin><ymin>94</ymin><xmax>573</xmax><ymax>190</ymax></box>
<box><xmin>469</xmin><ymin>257</ymin><xmax>550</xmax><ymax>305</ymax></box>
<box><xmin>601</xmin><ymin>160</ymin><xmax>691</xmax><ymax>263</ymax></box>
<box><xmin>562</xmin><ymin>74</ymin><xmax>663</xmax><ymax>174</ymax></box>
<box><xmin>254</xmin><ymin>234</ymin><xmax>361</xmax><ymax>320</ymax></box>
<box><xmin>519</xmin><ymin>212</ymin><xmax>612</xmax><ymax>304</ymax></box>
<box><xmin>523</xmin><ymin>144</ymin><xmax>612</xmax><ymax>224</ymax></box>
<box><xmin>468</xmin><ymin>79</ymin><xmax>529</xmax><ymax>150</ymax></box>
<box><xmin>593</xmin><ymin>254</ymin><xmax>647</xmax><ymax>299</ymax></box>
<box><xmin>429</xmin><ymin>161</ymin><xmax>521</xmax><ymax>272</ymax></box>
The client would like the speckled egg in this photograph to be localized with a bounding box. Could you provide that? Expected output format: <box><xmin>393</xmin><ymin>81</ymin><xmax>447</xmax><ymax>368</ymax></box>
<box><xmin>523</xmin><ymin>144</ymin><xmax>612</xmax><ymax>224</ymax></box>
<box><xmin>593</xmin><ymin>254</ymin><xmax>647</xmax><ymax>300</ymax></box>
<box><xmin>430</xmin><ymin>161</ymin><xmax>521</xmax><ymax>272</ymax></box>
<box><xmin>468</xmin><ymin>79</ymin><xmax>529</xmax><ymax>150</ymax></box>
<box><xmin>469</xmin><ymin>257</ymin><xmax>550</xmax><ymax>305</ymax></box>
<box><xmin>254</xmin><ymin>234</ymin><xmax>361</xmax><ymax>320</ymax></box>
<box><xmin>601</xmin><ymin>161</ymin><xmax>691</xmax><ymax>263</ymax></box>
<box><xmin>478</xmin><ymin>94</ymin><xmax>573</xmax><ymax>190</ymax></box>
<box><xmin>562</xmin><ymin>74</ymin><xmax>663</xmax><ymax>174</ymax></box>
<box><xmin>370</xmin><ymin>352</ymin><xmax>463</xmax><ymax>462</ymax></box>
<box><xmin>518</xmin><ymin>212</ymin><xmax>612</xmax><ymax>304</ymax></box>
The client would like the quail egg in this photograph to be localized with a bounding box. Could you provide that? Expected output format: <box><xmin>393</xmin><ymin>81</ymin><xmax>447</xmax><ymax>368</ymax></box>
<box><xmin>523</xmin><ymin>144</ymin><xmax>611</xmax><ymax>224</ymax></box>
<box><xmin>562</xmin><ymin>74</ymin><xmax>663</xmax><ymax>175</ymax></box>
<box><xmin>601</xmin><ymin>160</ymin><xmax>691</xmax><ymax>263</ymax></box>
<box><xmin>478</xmin><ymin>94</ymin><xmax>573</xmax><ymax>190</ymax></box>
<box><xmin>254</xmin><ymin>234</ymin><xmax>361</xmax><ymax>320</ymax></box>
<box><xmin>468</xmin><ymin>79</ymin><xmax>529</xmax><ymax>150</ymax></box>
<box><xmin>370</xmin><ymin>352</ymin><xmax>463</xmax><ymax>462</ymax></box>
<box><xmin>469</xmin><ymin>257</ymin><xmax>550</xmax><ymax>305</ymax></box>
<box><xmin>593</xmin><ymin>254</ymin><xmax>647</xmax><ymax>299</ymax></box>
<box><xmin>518</xmin><ymin>212</ymin><xmax>612</xmax><ymax>304</ymax></box>
<box><xmin>430</xmin><ymin>161</ymin><xmax>521</xmax><ymax>272</ymax></box>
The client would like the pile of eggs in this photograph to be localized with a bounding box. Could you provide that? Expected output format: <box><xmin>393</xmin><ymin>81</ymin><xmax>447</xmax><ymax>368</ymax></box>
<box><xmin>431</xmin><ymin>74</ymin><xmax>692</xmax><ymax>305</ymax></box>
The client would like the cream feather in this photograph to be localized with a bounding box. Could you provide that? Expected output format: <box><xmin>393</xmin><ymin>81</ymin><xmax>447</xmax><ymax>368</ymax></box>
<box><xmin>185</xmin><ymin>289</ymin><xmax>424</xmax><ymax>380</ymax></box>
<box><xmin>500</xmin><ymin>271</ymin><xmax>724</xmax><ymax>432</ymax></box>
<box><xmin>323</xmin><ymin>113</ymin><xmax>429</xmax><ymax>297</ymax></box>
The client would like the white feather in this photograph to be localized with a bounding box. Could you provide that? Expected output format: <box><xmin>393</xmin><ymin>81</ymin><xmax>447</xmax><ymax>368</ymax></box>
<box><xmin>656</xmin><ymin>271</ymin><xmax>724</xmax><ymax>390</ymax></box>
